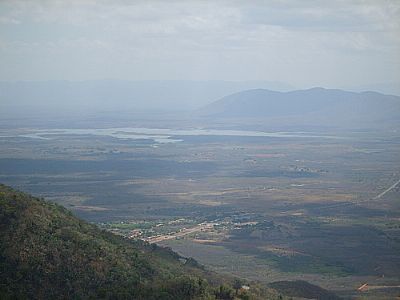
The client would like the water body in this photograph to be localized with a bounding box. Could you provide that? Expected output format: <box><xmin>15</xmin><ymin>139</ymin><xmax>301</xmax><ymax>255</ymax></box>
<box><xmin>2</xmin><ymin>127</ymin><xmax>345</xmax><ymax>144</ymax></box>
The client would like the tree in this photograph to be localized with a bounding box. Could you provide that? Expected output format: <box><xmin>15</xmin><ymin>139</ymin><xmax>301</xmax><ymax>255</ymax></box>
<box><xmin>233</xmin><ymin>278</ymin><xmax>244</xmax><ymax>295</ymax></box>
<box><xmin>215</xmin><ymin>284</ymin><xmax>234</xmax><ymax>300</ymax></box>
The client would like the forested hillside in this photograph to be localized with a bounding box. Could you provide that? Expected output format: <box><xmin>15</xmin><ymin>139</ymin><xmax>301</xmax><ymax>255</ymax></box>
<box><xmin>0</xmin><ymin>184</ymin><xmax>281</xmax><ymax>300</ymax></box>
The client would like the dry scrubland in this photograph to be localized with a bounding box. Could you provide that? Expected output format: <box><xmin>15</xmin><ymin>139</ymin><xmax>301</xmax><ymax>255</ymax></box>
<box><xmin>1</xmin><ymin>127</ymin><xmax>399</xmax><ymax>299</ymax></box>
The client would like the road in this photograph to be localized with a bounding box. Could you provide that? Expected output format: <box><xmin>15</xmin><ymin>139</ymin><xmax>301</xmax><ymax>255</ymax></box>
<box><xmin>373</xmin><ymin>178</ymin><xmax>400</xmax><ymax>200</ymax></box>
<box><xmin>302</xmin><ymin>176</ymin><xmax>400</xmax><ymax>211</ymax></box>
<box><xmin>145</xmin><ymin>222</ymin><xmax>215</xmax><ymax>244</ymax></box>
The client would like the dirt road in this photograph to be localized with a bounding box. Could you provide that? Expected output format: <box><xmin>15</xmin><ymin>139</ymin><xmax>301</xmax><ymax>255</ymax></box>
<box><xmin>145</xmin><ymin>223</ymin><xmax>215</xmax><ymax>243</ymax></box>
<box><xmin>373</xmin><ymin>178</ymin><xmax>400</xmax><ymax>200</ymax></box>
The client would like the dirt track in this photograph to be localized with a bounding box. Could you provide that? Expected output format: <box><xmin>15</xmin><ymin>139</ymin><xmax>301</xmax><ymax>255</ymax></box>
<box><xmin>145</xmin><ymin>223</ymin><xmax>215</xmax><ymax>243</ymax></box>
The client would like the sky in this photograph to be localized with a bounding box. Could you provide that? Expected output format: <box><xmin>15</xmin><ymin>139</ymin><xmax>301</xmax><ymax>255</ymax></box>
<box><xmin>0</xmin><ymin>0</ymin><xmax>399</xmax><ymax>90</ymax></box>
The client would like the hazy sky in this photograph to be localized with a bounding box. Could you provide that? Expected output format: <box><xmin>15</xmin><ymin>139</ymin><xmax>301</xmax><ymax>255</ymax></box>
<box><xmin>0</xmin><ymin>0</ymin><xmax>399</xmax><ymax>89</ymax></box>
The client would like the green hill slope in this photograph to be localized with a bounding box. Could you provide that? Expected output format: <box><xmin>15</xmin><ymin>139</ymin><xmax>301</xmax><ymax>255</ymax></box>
<box><xmin>0</xmin><ymin>184</ymin><xmax>280</xmax><ymax>300</ymax></box>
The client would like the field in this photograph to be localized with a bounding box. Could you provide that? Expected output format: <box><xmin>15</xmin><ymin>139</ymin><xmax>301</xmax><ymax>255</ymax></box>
<box><xmin>1</xmin><ymin>124</ymin><xmax>399</xmax><ymax>299</ymax></box>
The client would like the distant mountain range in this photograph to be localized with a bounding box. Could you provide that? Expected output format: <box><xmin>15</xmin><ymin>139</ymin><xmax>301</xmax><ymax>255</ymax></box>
<box><xmin>1</xmin><ymin>80</ymin><xmax>399</xmax><ymax>130</ymax></box>
<box><xmin>0</xmin><ymin>80</ymin><xmax>294</xmax><ymax>113</ymax></box>
<box><xmin>196</xmin><ymin>87</ymin><xmax>400</xmax><ymax>129</ymax></box>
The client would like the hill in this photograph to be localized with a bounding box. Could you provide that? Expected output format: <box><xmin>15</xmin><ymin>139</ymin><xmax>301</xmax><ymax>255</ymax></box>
<box><xmin>196</xmin><ymin>88</ymin><xmax>400</xmax><ymax>129</ymax></box>
<box><xmin>0</xmin><ymin>184</ymin><xmax>281</xmax><ymax>299</ymax></box>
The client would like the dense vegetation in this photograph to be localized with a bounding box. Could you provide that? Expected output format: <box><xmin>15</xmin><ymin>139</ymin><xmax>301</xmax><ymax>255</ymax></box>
<box><xmin>0</xmin><ymin>184</ymin><xmax>281</xmax><ymax>299</ymax></box>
